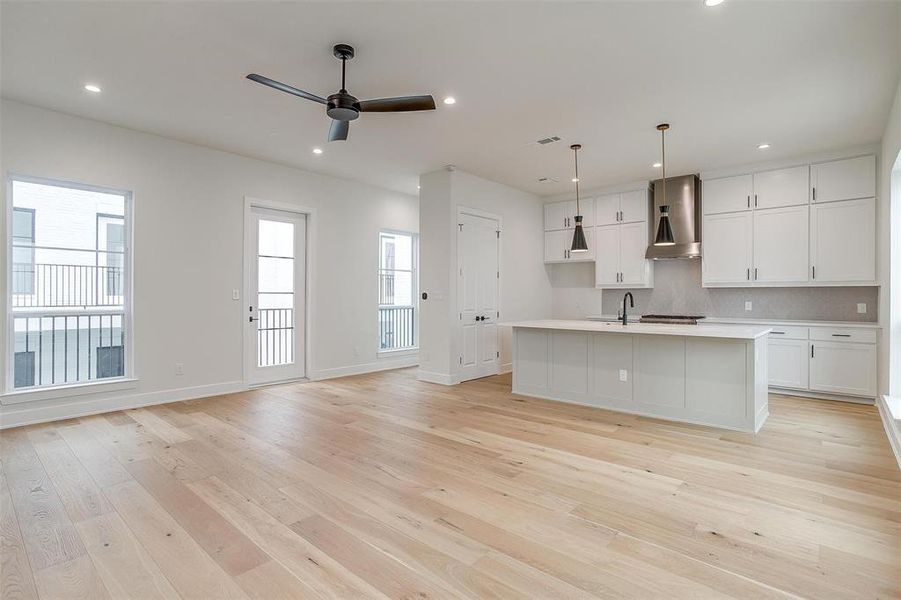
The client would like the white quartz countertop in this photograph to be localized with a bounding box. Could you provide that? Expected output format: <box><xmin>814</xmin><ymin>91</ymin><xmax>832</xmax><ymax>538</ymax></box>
<box><xmin>502</xmin><ymin>319</ymin><xmax>770</xmax><ymax>339</ymax></box>
<box><xmin>585</xmin><ymin>315</ymin><xmax>881</xmax><ymax>329</ymax></box>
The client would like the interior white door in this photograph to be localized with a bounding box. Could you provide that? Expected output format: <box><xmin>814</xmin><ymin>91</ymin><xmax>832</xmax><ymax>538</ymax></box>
<box><xmin>753</xmin><ymin>206</ymin><xmax>809</xmax><ymax>284</ymax></box>
<box><xmin>702</xmin><ymin>212</ymin><xmax>753</xmax><ymax>285</ymax></box>
<box><xmin>594</xmin><ymin>225</ymin><xmax>620</xmax><ymax>287</ymax></box>
<box><xmin>618</xmin><ymin>222</ymin><xmax>648</xmax><ymax>286</ymax></box>
<box><xmin>246</xmin><ymin>207</ymin><xmax>306</xmax><ymax>385</ymax></box>
<box><xmin>810</xmin><ymin>197</ymin><xmax>875</xmax><ymax>283</ymax></box>
<box><xmin>458</xmin><ymin>213</ymin><xmax>499</xmax><ymax>382</ymax></box>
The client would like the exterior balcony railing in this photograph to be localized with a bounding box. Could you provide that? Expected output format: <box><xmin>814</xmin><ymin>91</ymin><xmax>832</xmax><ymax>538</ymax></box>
<box><xmin>379</xmin><ymin>305</ymin><xmax>415</xmax><ymax>351</ymax></box>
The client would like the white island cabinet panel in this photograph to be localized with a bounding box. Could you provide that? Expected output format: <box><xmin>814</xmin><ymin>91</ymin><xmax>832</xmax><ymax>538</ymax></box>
<box><xmin>507</xmin><ymin>321</ymin><xmax>769</xmax><ymax>433</ymax></box>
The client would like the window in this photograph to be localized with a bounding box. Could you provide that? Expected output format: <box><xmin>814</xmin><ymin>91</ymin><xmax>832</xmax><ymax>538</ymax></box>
<box><xmin>378</xmin><ymin>231</ymin><xmax>417</xmax><ymax>352</ymax></box>
<box><xmin>8</xmin><ymin>176</ymin><xmax>131</xmax><ymax>390</ymax></box>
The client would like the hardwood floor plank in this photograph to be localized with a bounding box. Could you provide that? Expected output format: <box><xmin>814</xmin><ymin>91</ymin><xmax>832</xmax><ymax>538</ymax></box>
<box><xmin>103</xmin><ymin>479</ymin><xmax>248</xmax><ymax>599</ymax></box>
<box><xmin>2</xmin><ymin>368</ymin><xmax>898</xmax><ymax>598</ymax></box>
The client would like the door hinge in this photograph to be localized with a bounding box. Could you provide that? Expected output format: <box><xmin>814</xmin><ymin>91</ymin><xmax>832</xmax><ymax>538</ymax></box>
<box><xmin>496</xmin><ymin>271</ymin><xmax>499</xmax><ymax>279</ymax></box>
<box><xmin>459</xmin><ymin>356</ymin><xmax>463</xmax><ymax>364</ymax></box>
<box><xmin>496</xmin><ymin>311</ymin><xmax>499</xmax><ymax>318</ymax></box>
<box><xmin>458</xmin><ymin>223</ymin><xmax>463</xmax><ymax>231</ymax></box>
<box><xmin>496</xmin><ymin>351</ymin><xmax>500</xmax><ymax>358</ymax></box>
<box><xmin>459</xmin><ymin>313</ymin><xmax>462</xmax><ymax>320</ymax></box>
<box><xmin>496</xmin><ymin>230</ymin><xmax>500</xmax><ymax>238</ymax></box>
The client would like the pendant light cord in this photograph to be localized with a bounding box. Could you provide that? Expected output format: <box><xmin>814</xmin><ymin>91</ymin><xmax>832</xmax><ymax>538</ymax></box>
<box><xmin>660</xmin><ymin>126</ymin><xmax>667</xmax><ymax>207</ymax></box>
<box><xmin>574</xmin><ymin>146</ymin><xmax>580</xmax><ymax>215</ymax></box>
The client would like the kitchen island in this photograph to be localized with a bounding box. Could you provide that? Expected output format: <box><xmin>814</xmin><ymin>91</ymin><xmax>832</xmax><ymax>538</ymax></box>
<box><xmin>505</xmin><ymin>320</ymin><xmax>771</xmax><ymax>432</ymax></box>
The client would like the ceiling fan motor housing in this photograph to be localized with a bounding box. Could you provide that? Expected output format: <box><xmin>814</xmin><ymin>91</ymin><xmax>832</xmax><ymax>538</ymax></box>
<box><xmin>327</xmin><ymin>92</ymin><xmax>360</xmax><ymax>121</ymax></box>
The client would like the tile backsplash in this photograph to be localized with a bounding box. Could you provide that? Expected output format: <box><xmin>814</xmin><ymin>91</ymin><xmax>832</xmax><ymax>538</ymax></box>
<box><xmin>550</xmin><ymin>260</ymin><xmax>878</xmax><ymax>322</ymax></box>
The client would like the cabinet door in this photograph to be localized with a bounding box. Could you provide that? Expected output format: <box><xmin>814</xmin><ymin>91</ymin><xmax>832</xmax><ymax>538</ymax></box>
<box><xmin>810</xmin><ymin>341</ymin><xmax>876</xmax><ymax>397</ymax></box>
<box><xmin>576</xmin><ymin>197</ymin><xmax>595</xmax><ymax>228</ymax></box>
<box><xmin>563</xmin><ymin>201</ymin><xmax>577</xmax><ymax>229</ymax></box>
<box><xmin>753</xmin><ymin>166</ymin><xmax>809</xmax><ymax>209</ymax></box>
<box><xmin>594</xmin><ymin>225</ymin><xmax>620</xmax><ymax>286</ymax></box>
<box><xmin>595</xmin><ymin>193</ymin><xmax>620</xmax><ymax>226</ymax></box>
<box><xmin>619</xmin><ymin>222</ymin><xmax>650</xmax><ymax>286</ymax></box>
<box><xmin>811</xmin><ymin>155</ymin><xmax>875</xmax><ymax>204</ymax></box>
<box><xmin>767</xmin><ymin>338</ymin><xmax>809</xmax><ymax>389</ymax></box>
<box><xmin>543</xmin><ymin>230</ymin><xmax>567</xmax><ymax>262</ymax></box>
<box><xmin>544</xmin><ymin>202</ymin><xmax>568</xmax><ymax>231</ymax></box>
<box><xmin>753</xmin><ymin>206</ymin><xmax>809</xmax><ymax>284</ymax></box>
<box><xmin>619</xmin><ymin>189</ymin><xmax>649</xmax><ymax>224</ymax></box>
<box><xmin>810</xmin><ymin>197</ymin><xmax>875</xmax><ymax>283</ymax></box>
<box><xmin>703</xmin><ymin>175</ymin><xmax>752</xmax><ymax>215</ymax></box>
<box><xmin>702</xmin><ymin>212</ymin><xmax>753</xmax><ymax>285</ymax></box>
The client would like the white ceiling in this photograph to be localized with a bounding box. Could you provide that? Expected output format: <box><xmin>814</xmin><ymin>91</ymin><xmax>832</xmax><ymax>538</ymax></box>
<box><xmin>2</xmin><ymin>1</ymin><xmax>899</xmax><ymax>197</ymax></box>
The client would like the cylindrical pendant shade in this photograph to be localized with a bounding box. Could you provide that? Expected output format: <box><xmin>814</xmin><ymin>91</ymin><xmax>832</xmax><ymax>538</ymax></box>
<box><xmin>570</xmin><ymin>216</ymin><xmax>588</xmax><ymax>252</ymax></box>
<box><xmin>654</xmin><ymin>205</ymin><xmax>675</xmax><ymax>246</ymax></box>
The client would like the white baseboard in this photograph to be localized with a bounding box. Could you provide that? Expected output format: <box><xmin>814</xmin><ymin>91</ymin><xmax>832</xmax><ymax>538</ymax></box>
<box><xmin>416</xmin><ymin>369</ymin><xmax>458</xmax><ymax>385</ymax></box>
<box><xmin>0</xmin><ymin>380</ymin><xmax>245</xmax><ymax>430</ymax></box>
<box><xmin>500</xmin><ymin>362</ymin><xmax>512</xmax><ymax>374</ymax></box>
<box><xmin>311</xmin><ymin>355</ymin><xmax>418</xmax><ymax>381</ymax></box>
<box><xmin>769</xmin><ymin>387</ymin><xmax>874</xmax><ymax>405</ymax></box>
<box><xmin>877</xmin><ymin>396</ymin><xmax>901</xmax><ymax>470</ymax></box>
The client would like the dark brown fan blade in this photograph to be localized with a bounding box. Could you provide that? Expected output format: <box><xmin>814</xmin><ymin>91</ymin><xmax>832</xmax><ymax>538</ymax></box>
<box><xmin>357</xmin><ymin>95</ymin><xmax>436</xmax><ymax>112</ymax></box>
<box><xmin>328</xmin><ymin>119</ymin><xmax>349</xmax><ymax>142</ymax></box>
<box><xmin>246</xmin><ymin>74</ymin><xmax>327</xmax><ymax>105</ymax></box>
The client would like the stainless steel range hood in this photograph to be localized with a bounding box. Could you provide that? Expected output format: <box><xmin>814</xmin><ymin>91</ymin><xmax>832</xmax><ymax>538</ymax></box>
<box><xmin>645</xmin><ymin>173</ymin><xmax>701</xmax><ymax>260</ymax></box>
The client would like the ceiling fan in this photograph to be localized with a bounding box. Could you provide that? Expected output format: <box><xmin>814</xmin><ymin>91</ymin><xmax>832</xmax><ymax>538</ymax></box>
<box><xmin>247</xmin><ymin>43</ymin><xmax>436</xmax><ymax>142</ymax></box>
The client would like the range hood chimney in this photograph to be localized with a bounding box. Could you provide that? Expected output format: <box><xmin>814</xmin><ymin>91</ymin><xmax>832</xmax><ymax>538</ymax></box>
<box><xmin>645</xmin><ymin>173</ymin><xmax>702</xmax><ymax>260</ymax></box>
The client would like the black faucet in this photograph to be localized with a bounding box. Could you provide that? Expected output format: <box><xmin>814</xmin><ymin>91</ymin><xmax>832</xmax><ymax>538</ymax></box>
<box><xmin>621</xmin><ymin>292</ymin><xmax>634</xmax><ymax>326</ymax></box>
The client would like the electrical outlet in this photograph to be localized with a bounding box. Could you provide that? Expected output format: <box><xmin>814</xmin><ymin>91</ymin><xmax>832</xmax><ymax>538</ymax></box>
<box><xmin>619</xmin><ymin>369</ymin><xmax>628</xmax><ymax>382</ymax></box>
<box><xmin>857</xmin><ymin>303</ymin><xmax>867</xmax><ymax>314</ymax></box>
<box><xmin>232</xmin><ymin>289</ymin><xmax>240</xmax><ymax>300</ymax></box>
<box><xmin>175</xmin><ymin>363</ymin><xmax>184</xmax><ymax>376</ymax></box>
<box><xmin>745</xmin><ymin>301</ymin><xmax>753</xmax><ymax>311</ymax></box>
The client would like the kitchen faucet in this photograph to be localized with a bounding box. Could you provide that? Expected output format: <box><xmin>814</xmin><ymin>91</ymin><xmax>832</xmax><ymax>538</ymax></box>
<box><xmin>621</xmin><ymin>292</ymin><xmax>634</xmax><ymax>326</ymax></box>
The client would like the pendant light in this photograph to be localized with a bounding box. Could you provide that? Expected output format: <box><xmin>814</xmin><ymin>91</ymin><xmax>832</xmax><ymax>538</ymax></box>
<box><xmin>569</xmin><ymin>144</ymin><xmax>588</xmax><ymax>253</ymax></box>
<box><xmin>653</xmin><ymin>123</ymin><xmax>676</xmax><ymax>247</ymax></box>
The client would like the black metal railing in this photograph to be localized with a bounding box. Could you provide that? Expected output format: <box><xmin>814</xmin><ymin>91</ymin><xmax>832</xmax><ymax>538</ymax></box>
<box><xmin>12</xmin><ymin>312</ymin><xmax>125</xmax><ymax>389</ymax></box>
<box><xmin>12</xmin><ymin>263</ymin><xmax>124</xmax><ymax>308</ymax></box>
<box><xmin>379</xmin><ymin>305</ymin><xmax>415</xmax><ymax>351</ymax></box>
<box><xmin>257</xmin><ymin>308</ymin><xmax>294</xmax><ymax>367</ymax></box>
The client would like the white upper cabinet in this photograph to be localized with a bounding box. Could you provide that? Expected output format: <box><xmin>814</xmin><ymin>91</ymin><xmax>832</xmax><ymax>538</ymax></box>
<box><xmin>595</xmin><ymin>193</ymin><xmax>621</xmax><ymax>226</ymax></box>
<box><xmin>702</xmin><ymin>212</ymin><xmax>753</xmax><ymax>284</ymax></box>
<box><xmin>753</xmin><ymin>206</ymin><xmax>809</xmax><ymax>284</ymax></box>
<box><xmin>752</xmin><ymin>166</ymin><xmax>809</xmax><ymax>209</ymax></box>
<box><xmin>810</xmin><ymin>197</ymin><xmax>875</xmax><ymax>283</ymax></box>
<box><xmin>544</xmin><ymin>227</ymin><xmax>594</xmax><ymax>263</ymax></box>
<box><xmin>544</xmin><ymin>202</ymin><xmax>568</xmax><ymax>231</ymax></box>
<box><xmin>811</xmin><ymin>155</ymin><xmax>875</xmax><ymax>204</ymax></box>
<box><xmin>545</xmin><ymin>199</ymin><xmax>594</xmax><ymax>231</ymax></box>
<box><xmin>618</xmin><ymin>222</ymin><xmax>650</xmax><ymax>285</ymax></box>
<box><xmin>619</xmin><ymin>190</ymin><xmax>649</xmax><ymax>223</ymax></box>
<box><xmin>703</xmin><ymin>174</ymin><xmax>752</xmax><ymax>215</ymax></box>
<box><xmin>594</xmin><ymin>225</ymin><xmax>620</xmax><ymax>285</ymax></box>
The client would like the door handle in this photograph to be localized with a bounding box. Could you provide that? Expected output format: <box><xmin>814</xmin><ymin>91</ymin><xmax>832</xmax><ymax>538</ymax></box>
<box><xmin>248</xmin><ymin>316</ymin><xmax>257</xmax><ymax>323</ymax></box>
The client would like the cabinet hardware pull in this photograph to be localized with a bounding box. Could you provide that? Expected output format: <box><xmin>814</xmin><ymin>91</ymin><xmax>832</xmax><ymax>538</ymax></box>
<box><xmin>812</xmin><ymin>187</ymin><xmax>817</xmax><ymax>201</ymax></box>
<box><xmin>771</xmin><ymin>331</ymin><xmax>785</xmax><ymax>334</ymax></box>
<box><xmin>747</xmin><ymin>195</ymin><xmax>750</xmax><ymax>208</ymax></box>
<box><xmin>811</xmin><ymin>345</ymin><xmax>815</xmax><ymax>358</ymax></box>
<box><xmin>831</xmin><ymin>334</ymin><xmax>851</xmax><ymax>337</ymax></box>
<box><xmin>812</xmin><ymin>266</ymin><xmax>816</xmax><ymax>279</ymax></box>
<box><xmin>746</xmin><ymin>268</ymin><xmax>750</xmax><ymax>280</ymax></box>
<box><xmin>754</xmin><ymin>267</ymin><xmax>758</xmax><ymax>280</ymax></box>
<box><xmin>754</xmin><ymin>194</ymin><xmax>758</xmax><ymax>207</ymax></box>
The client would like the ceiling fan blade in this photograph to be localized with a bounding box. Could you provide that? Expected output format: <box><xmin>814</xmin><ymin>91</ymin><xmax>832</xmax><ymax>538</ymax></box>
<box><xmin>357</xmin><ymin>95</ymin><xmax>436</xmax><ymax>113</ymax></box>
<box><xmin>246</xmin><ymin>74</ymin><xmax>327</xmax><ymax>105</ymax></box>
<box><xmin>328</xmin><ymin>119</ymin><xmax>349</xmax><ymax>142</ymax></box>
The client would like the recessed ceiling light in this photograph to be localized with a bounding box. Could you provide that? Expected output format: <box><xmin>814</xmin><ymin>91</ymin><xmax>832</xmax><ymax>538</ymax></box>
<box><xmin>757</xmin><ymin>143</ymin><xmax>771</xmax><ymax>150</ymax></box>
<box><xmin>443</xmin><ymin>97</ymin><xmax>456</xmax><ymax>105</ymax></box>
<box><xmin>652</xmin><ymin>162</ymin><xmax>662</xmax><ymax>168</ymax></box>
<box><xmin>84</xmin><ymin>84</ymin><xmax>102</xmax><ymax>93</ymax></box>
<box><xmin>704</xmin><ymin>0</ymin><xmax>724</xmax><ymax>6</ymax></box>
<box><xmin>312</xmin><ymin>148</ymin><xmax>323</xmax><ymax>154</ymax></box>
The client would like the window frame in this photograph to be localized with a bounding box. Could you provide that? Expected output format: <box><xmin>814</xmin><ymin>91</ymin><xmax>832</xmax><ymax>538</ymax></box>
<box><xmin>11</xmin><ymin>206</ymin><xmax>36</xmax><ymax>295</ymax></box>
<box><xmin>4</xmin><ymin>173</ymin><xmax>135</xmax><ymax>396</ymax></box>
<box><xmin>377</xmin><ymin>229</ymin><xmax>419</xmax><ymax>354</ymax></box>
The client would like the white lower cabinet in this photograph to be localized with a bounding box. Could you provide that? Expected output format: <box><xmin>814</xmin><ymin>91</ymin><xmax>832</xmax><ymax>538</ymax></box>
<box><xmin>767</xmin><ymin>338</ymin><xmax>809</xmax><ymax>390</ymax></box>
<box><xmin>809</xmin><ymin>340</ymin><xmax>877</xmax><ymax>397</ymax></box>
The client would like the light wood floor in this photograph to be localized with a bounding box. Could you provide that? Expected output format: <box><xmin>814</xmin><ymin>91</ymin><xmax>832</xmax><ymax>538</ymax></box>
<box><xmin>2</xmin><ymin>368</ymin><xmax>899</xmax><ymax>599</ymax></box>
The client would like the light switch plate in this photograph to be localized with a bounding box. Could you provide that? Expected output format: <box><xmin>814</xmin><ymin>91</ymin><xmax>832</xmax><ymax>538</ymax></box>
<box><xmin>745</xmin><ymin>301</ymin><xmax>752</xmax><ymax>311</ymax></box>
<box><xmin>232</xmin><ymin>289</ymin><xmax>240</xmax><ymax>300</ymax></box>
<box><xmin>619</xmin><ymin>369</ymin><xmax>628</xmax><ymax>382</ymax></box>
<box><xmin>857</xmin><ymin>303</ymin><xmax>867</xmax><ymax>314</ymax></box>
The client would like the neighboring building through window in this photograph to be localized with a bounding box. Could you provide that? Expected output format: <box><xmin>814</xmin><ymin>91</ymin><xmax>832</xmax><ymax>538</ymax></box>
<box><xmin>378</xmin><ymin>231</ymin><xmax>417</xmax><ymax>352</ymax></box>
<box><xmin>8</xmin><ymin>176</ymin><xmax>131</xmax><ymax>390</ymax></box>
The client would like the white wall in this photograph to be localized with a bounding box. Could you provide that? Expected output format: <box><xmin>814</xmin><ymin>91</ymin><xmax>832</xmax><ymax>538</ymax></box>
<box><xmin>0</xmin><ymin>100</ymin><xmax>419</xmax><ymax>426</ymax></box>
<box><xmin>418</xmin><ymin>168</ymin><xmax>551</xmax><ymax>382</ymax></box>
<box><xmin>881</xmin><ymin>75</ymin><xmax>901</xmax><ymax>397</ymax></box>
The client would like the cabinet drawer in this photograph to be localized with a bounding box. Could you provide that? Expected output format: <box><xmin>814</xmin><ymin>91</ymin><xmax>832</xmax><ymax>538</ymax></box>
<box><xmin>809</xmin><ymin>327</ymin><xmax>877</xmax><ymax>344</ymax></box>
<box><xmin>766</xmin><ymin>326</ymin><xmax>808</xmax><ymax>340</ymax></box>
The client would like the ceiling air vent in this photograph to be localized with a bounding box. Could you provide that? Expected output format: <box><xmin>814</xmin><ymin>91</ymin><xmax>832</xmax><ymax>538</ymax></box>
<box><xmin>537</xmin><ymin>177</ymin><xmax>559</xmax><ymax>183</ymax></box>
<box><xmin>536</xmin><ymin>136</ymin><xmax>562</xmax><ymax>145</ymax></box>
